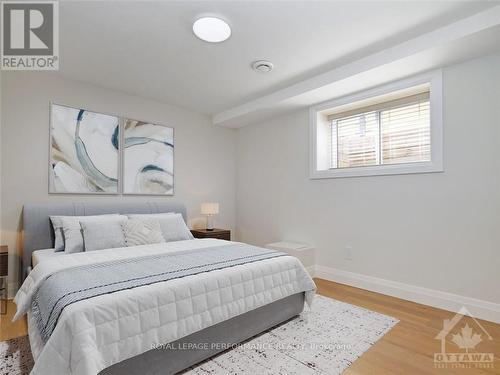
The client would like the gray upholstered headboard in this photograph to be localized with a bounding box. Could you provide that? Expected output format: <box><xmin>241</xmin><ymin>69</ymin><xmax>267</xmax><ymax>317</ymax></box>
<box><xmin>22</xmin><ymin>202</ymin><xmax>187</xmax><ymax>279</ymax></box>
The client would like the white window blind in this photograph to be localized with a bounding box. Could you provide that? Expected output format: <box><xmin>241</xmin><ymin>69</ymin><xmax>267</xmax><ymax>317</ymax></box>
<box><xmin>328</xmin><ymin>93</ymin><xmax>430</xmax><ymax>169</ymax></box>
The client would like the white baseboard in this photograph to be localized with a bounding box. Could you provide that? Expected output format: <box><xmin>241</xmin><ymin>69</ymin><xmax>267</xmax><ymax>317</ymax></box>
<box><xmin>313</xmin><ymin>265</ymin><xmax>500</xmax><ymax>324</ymax></box>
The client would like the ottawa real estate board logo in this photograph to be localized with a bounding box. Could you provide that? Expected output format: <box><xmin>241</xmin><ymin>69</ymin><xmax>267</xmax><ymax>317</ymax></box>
<box><xmin>1</xmin><ymin>0</ymin><xmax>58</xmax><ymax>70</ymax></box>
<box><xmin>434</xmin><ymin>307</ymin><xmax>494</xmax><ymax>369</ymax></box>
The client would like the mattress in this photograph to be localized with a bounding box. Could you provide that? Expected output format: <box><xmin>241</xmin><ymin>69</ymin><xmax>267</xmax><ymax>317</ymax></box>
<box><xmin>32</xmin><ymin>248</ymin><xmax>63</xmax><ymax>266</ymax></box>
<box><xmin>15</xmin><ymin>239</ymin><xmax>316</xmax><ymax>375</ymax></box>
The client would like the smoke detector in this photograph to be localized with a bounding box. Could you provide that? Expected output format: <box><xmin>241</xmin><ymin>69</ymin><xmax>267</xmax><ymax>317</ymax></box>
<box><xmin>252</xmin><ymin>60</ymin><xmax>274</xmax><ymax>73</ymax></box>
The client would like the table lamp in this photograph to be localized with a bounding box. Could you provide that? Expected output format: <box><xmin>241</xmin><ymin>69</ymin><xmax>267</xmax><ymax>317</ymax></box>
<box><xmin>201</xmin><ymin>202</ymin><xmax>219</xmax><ymax>231</ymax></box>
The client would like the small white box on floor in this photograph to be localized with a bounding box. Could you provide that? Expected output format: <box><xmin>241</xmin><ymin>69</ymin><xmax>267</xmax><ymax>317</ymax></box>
<box><xmin>266</xmin><ymin>242</ymin><xmax>315</xmax><ymax>272</ymax></box>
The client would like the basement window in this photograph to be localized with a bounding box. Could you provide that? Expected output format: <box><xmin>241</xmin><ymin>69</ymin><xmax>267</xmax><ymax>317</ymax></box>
<box><xmin>310</xmin><ymin>71</ymin><xmax>443</xmax><ymax>179</ymax></box>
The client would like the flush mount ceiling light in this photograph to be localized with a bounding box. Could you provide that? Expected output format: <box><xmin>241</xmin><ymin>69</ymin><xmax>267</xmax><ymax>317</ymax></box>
<box><xmin>252</xmin><ymin>60</ymin><xmax>274</xmax><ymax>73</ymax></box>
<box><xmin>193</xmin><ymin>17</ymin><xmax>231</xmax><ymax>43</ymax></box>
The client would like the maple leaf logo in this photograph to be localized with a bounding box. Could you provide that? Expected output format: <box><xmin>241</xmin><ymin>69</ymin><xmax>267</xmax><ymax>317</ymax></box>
<box><xmin>451</xmin><ymin>324</ymin><xmax>482</xmax><ymax>352</ymax></box>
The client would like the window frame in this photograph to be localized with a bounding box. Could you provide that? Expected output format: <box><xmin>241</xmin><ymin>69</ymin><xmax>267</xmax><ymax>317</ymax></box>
<box><xmin>309</xmin><ymin>70</ymin><xmax>443</xmax><ymax>179</ymax></box>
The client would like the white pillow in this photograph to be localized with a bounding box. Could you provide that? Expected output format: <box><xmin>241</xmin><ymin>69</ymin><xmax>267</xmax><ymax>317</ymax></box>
<box><xmin>50</xmin><ymin>214</ymin><xmax>117</xmax><ymax>252</ymax></box>
<box><xmin>131</xmin><ymin>213</ymin><xmax>192</xmax><ymax>242</ymax></box>
<box><xmin>122</xmin><ymin>218</ymin><xmax>165</xmax><ymax>247</ymax></box>
<box><xmin>61</xmin><ymin>214</ymin><xmax>126</xmax><ymax>253</ymax></box>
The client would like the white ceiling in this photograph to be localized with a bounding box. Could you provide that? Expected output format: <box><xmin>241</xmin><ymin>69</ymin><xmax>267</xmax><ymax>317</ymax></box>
<box><xmin>57</xmin><ymin>1</ymin><xmax>496</xmax><ymax>116</ymax></box>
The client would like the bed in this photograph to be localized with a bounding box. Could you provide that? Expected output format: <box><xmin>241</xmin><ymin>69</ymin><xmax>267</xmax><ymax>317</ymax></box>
<box><xmin>16</xmin><ymin>203</ymin><xmax>316</xmax><ymax>375</ymax></box>
<box><xmin>31</xmin><ymin>248</ymin><xmax>60</xmax><ymax>266</ymax></box>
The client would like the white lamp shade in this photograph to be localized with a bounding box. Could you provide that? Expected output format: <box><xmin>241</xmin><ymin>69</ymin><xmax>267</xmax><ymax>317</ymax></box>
<box><xmin>201</xmin><ymin>202</ymin><xmax>219</xmax><ymax>215</ymax></box>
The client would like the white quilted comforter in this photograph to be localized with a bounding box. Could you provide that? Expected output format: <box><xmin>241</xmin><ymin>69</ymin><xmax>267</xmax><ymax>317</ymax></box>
<box><xmin>14</xmin><ymin>239</ymin><xmax>316</xmax><ymax>375</ymax></box>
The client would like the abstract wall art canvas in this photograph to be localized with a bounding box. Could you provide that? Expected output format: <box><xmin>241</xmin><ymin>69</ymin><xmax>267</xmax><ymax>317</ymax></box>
<box><xmin>122</xmin><ymin>119</ymin><xmax>174</xmax><ymax>195</ymax></box>
<box><xmin>50</xmin><ymin>104</ymin><xmax>120</xmax><ymax>194</ymax></box>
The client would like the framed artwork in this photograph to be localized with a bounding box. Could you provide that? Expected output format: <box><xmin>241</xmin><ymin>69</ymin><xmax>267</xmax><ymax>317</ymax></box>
<box><xmin>49</xmin><ymin>103</ymin><xmax>174</xmax><ymax>195</ymax></box>
<box><xmin>49</xmin><ymin>104</ymin><xmax>120</xmax><ymax>194</ymax></box>
<box><xmin>122</xmin><ymin>119</ymin><xmax>174</xmax><ymax>195</ymax></box>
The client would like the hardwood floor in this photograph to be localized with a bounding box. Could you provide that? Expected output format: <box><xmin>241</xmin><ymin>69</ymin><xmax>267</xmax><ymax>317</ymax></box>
<box><xmin>1</xmin><ymin>279</ymin><xmax>499</xmax><ymax>374</ymax></box>
<box><xmin>315</xmin><ymin>278</ymin><xmax>500</xmax><ymax>375</ymax></box>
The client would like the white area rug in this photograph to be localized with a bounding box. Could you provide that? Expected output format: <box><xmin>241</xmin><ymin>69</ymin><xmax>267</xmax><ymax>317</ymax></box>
<box><xmin>0</xmin><ymin>335</ymin><xmax>33</xmax><ymax>375</ymax></box>
<box><xmin>0</xmin><ymin>295</ymin><xmax>398</xmax><ymax>375</ymax></box>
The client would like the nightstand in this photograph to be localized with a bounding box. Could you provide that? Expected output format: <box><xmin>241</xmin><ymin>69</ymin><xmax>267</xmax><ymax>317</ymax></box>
<box><xmin>191</xmin><ymin>228</ymin><xmax>231</xmax><ymax>241</ymax></box>
<box><xmin>0</xmin><ymin>245</ymin><xmax>7</xmax><ymax>315</ymax></box>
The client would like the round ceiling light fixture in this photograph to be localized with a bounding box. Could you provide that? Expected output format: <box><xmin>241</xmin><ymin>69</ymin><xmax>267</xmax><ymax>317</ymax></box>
<box><xmin>252</xmin><ymin>60</ymin><xmax>274</xmax><ymax>73</ymax></box>
<box><xmin>192</xmin><ymin>17</ymin><xmax>231</xmax><ymax>43</ymax></box>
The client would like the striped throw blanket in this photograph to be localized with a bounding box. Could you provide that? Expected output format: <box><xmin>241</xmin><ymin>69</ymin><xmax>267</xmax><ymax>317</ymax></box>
<box><xmin>32</xmin><ymin>244</ymin><xmax>286</xmax><ymax>343</ymax></box>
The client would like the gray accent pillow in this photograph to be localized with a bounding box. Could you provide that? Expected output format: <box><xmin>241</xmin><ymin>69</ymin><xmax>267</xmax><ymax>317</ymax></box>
<box><xmin>81</xmin><ymin>217</ymin><xmax>128</xmax><ymax>251</ymax></box>
<box><xmin>61</xmin><ymin>215</ymin><xmax>125</xmax><ymax>253</ymax></box>
<box><xmin>127</xmin><ymin>212</ymin><xmax>175</xmax><ymax>220</ymax></box>
<box><xmin>156</xmin><ymin>213</ymin><xmax>194</xmax><ymax>242</ymax></box>
<box><xmin>122</xmin><ymin>219</ymin><xmax>165</xmax><ymax>247</ymax></box>
<box><xmin>50</xmin><ymin>214</ymin><xmax>117</xmax><ymax>252</ymax></box>
<box><xmin>49</xmin><ymin>216</ymin><xmax>65</xmax><ymax>252</ymax></box>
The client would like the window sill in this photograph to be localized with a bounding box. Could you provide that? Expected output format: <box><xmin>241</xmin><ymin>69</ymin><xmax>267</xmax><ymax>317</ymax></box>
<box><xmin>310</xmin><ymin>161</ymin><xmax>443</xmax><ymax>179</ymax></box>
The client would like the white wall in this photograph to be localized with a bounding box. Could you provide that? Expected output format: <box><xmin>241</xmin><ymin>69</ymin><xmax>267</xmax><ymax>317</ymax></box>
<box><xmin>1</xmin><ymin>72</ymin><xmax>237</xmax><ymax>294</ymax></box>
<box><xmin>0</xmin><ymin>70</ymin><xmax>2</xmax><ymax>272</ymax></box>
<box><xmin>2</xmin><ymin>54</ymin><xmax>499</xmax><ymax>317</ymax></box>
<box><xmin>236</xmin><ymin>53</ymin><xmax>500</xmax><ymax>306</ymax></box>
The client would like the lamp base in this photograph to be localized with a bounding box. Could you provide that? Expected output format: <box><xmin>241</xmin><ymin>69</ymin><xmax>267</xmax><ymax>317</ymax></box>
<box><xmin>205</xmin><ymin>228</ymin><xmax>215</xmax><ymax>231</ymax></box>
<box><xmin>206</xmin><ymin>215</ymin><xmax>214</xmax><ymax>231</ymax></box>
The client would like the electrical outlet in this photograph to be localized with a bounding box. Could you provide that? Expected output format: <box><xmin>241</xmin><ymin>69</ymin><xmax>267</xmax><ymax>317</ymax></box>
<box><xmin>345</xmin><ymin>245</ymin><xmax>353</xmax><ymax>261</ymax></box>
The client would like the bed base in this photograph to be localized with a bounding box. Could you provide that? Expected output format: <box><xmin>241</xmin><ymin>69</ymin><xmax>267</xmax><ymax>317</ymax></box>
<box><xmin>99</xmin><ymin>292</ymin><xmax>305</xmax><ymax>375</ymax></box>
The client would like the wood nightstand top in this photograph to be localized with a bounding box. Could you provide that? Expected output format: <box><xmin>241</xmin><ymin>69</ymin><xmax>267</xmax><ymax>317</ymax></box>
<box><xmin>191</xmin><ymin>228</ymin><xmax>231</xmax><ymax>241</ymax></box>
<box><xmin>191</xmin><ymin>228</ymin><xmax>229</xmax><ymax>234</ymax></box>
